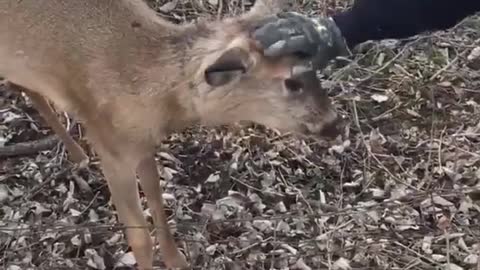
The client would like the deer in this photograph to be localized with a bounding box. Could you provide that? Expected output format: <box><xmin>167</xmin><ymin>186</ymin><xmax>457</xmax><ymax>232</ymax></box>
<box><xmin>0</xmin><ymin>0</ymin><xmax>341</xmax><ymax>269</ymax></box>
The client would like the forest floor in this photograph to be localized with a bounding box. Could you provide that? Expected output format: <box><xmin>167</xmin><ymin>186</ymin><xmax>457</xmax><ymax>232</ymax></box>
<box><xmin>1</xmin><ymin>0</ymin><xmax>480</xmax><ymax>269</ymax></box>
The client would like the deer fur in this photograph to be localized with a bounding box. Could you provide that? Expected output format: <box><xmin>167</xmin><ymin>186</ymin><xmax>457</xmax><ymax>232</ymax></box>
<box><xmin>0</xmin><ymin>0</ymin><xmax>339</xmax><ymax>269</ymax></box>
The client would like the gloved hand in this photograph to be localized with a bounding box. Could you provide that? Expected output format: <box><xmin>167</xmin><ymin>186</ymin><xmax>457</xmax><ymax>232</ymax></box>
<box><xmin>252</xmin><ymin>12</ymin><xmax>349</xmax><ymax>70</ymax></box>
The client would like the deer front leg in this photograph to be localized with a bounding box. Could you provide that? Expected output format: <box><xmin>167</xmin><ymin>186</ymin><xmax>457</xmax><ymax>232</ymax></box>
<box><xmin>23</xmin><ymin>90</ymin><xmax>89</xmax><ymax>167</ymax></box>
<box><xmin>98</xmin><ymin>149</ymin><xmax>154</xmax><ymax>270</ymax></box>
<box><xmin>137</xmin><ymin>155</ymin><xmax>189</xmax><ymax>270</ymax></box>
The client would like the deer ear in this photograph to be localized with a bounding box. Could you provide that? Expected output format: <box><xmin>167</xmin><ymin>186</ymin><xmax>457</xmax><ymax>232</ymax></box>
<box><xmin>204</xmin><ymin>47</ymin><xmax>251</xmax><ymax>87</ymax></box>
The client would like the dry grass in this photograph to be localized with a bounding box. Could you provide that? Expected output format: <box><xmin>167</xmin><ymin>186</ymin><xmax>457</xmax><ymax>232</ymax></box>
<box><xmin>1</xmin><ymin>0</ymin><xmax>480</xmax><ymax>269</ymax></box>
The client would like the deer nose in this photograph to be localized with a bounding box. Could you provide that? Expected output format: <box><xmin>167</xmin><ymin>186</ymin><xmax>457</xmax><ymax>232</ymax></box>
<box><xmin>319</xmin><ymin>116</ymin><xmax>342</xmax><ymax>139</ymax></box>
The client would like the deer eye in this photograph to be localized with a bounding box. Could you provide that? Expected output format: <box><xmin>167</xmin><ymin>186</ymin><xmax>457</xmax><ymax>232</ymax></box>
<box><xmin>284</xmin><ymin>79</ymin><xmax>303</xmax><ymax>94</ymax></box>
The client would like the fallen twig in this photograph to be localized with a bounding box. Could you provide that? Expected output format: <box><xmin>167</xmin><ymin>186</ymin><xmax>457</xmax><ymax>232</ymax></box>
<box><xmin>0</xmin><ymin>135</ymin><xmax>59</xmax><ymax>158</ymax></box>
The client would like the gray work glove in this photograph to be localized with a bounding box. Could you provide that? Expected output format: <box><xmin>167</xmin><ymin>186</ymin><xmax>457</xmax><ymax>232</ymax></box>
<box><xmin>252</xmin><ymin>12</ymin><xmax>348</xmax><ymax>70</ymax></box>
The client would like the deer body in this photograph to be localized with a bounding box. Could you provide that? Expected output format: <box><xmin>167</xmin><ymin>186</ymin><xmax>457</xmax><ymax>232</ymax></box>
<box><xmin>1</xmin><ymin>1</ymin><xmax>191</xmax><ymax>145</ymax></box>
<box><xmin>0</xmin><ymin>1</ymin><xmax>339</xmax><ymax>269</ymax></box>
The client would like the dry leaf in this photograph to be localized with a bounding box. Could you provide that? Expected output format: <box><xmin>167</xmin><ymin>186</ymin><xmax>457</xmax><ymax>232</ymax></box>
<box><xmin>371</xmin><ymin>94</ymin><xmax>389</xmax><ymax>103</ymax></box>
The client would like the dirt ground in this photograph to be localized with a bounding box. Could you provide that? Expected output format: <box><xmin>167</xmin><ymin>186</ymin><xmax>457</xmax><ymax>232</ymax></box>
<box><xmin>1</xmin><ymin>0</ymin><xmax>480</xmax><ymax>269</ymax></box>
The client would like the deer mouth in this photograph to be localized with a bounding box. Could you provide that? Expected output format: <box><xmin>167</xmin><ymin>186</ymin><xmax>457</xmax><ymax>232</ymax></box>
<box><xmin>301</xmin><ymin>117</ymin><xmax>342</xmax><ymax>139</ymax></box>
<box><xmin>318</xmin><ymin>121</ymin><xmax>341</xmax><ymax>138</ymax></box>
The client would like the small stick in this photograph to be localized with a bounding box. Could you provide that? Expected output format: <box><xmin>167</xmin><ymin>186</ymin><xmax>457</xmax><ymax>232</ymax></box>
<box><xmin>0</xmin><ymin>135</ymin><xmax>59</xmax><ymax>158</ymax></box>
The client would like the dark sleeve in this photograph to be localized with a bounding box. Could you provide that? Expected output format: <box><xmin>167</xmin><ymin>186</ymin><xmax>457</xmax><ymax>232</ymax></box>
<box><xmin>332</xmin><ymin>0</ymin><xmax>480</xmax><ymax>48</ymax></box>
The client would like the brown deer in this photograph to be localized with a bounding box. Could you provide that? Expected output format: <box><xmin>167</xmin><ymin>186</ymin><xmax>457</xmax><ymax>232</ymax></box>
<box><xmin>0</xmin><ymin>0</ymin><xmax>340</xmax><ymax>269</ymax></box>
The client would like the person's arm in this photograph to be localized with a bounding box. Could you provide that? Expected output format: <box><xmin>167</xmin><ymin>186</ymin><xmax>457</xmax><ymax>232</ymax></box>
<box><xmin>253</xmin><ymin>0</ymin><xmax>480</xmax><ymax>69</ymax></box>
<box><xmin>333</xmin><ymin>0</ymin><xmax>480</xmax><ymax>48</ymax></box>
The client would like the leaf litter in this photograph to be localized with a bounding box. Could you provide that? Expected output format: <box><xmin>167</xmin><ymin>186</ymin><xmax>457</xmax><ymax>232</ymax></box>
<box><xmin>1</xmin><ymin>0</ymin><xmax>480</xmax><ymax>269</ymax></box>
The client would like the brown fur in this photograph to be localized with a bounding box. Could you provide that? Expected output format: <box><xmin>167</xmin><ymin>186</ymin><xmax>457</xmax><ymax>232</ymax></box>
<box><xmin>0</xmin><ymin>0</ymin><xmax>339</xmax><ymax>269</ymax></box>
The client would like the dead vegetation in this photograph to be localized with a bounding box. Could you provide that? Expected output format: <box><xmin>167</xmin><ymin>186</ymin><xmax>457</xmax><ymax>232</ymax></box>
<box><xmin>1</xmin><ymin>0</ymin><xmax>480</xmax><ymax>269</ymax></box>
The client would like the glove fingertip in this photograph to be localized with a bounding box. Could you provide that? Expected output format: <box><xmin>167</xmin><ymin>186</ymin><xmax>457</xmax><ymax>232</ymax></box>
<box><xmin>263</xmin><ymin>40</ymin><xmax>289</xmax><ymax>57</ymax></box>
